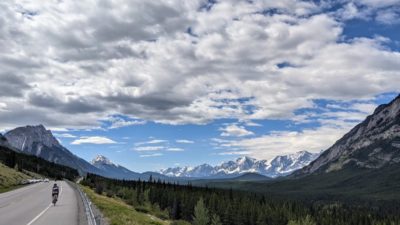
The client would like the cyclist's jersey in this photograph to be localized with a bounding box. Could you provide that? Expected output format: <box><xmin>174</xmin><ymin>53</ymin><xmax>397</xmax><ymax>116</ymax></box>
<box><xmin>52</xmin><ymin>186</ymin><xmax>59</xmax><ymax>196</ymax></box>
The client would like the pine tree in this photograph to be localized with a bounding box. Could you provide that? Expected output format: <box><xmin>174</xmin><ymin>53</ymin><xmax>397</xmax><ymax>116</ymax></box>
<box><xmin>211</xmin><ymin>213</ymin><xmax>222</xmax><ymax>225</ymax></box>
<box><xmin>287</xmin><ymin>215</ymin><xmax>316</xmax><ymax>225</ymax></box>
<box><xmin>193</xmin><ymin>197</ymin><xmax>210</xmax><ymax>225</ymax></box>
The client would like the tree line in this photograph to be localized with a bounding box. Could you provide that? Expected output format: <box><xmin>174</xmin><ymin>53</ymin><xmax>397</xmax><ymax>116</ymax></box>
<box><xmin>82</xmin><ymin>173</ymin><xmax>400</xmax><ymax>225</ymax></box>
<box><xmin>0</xmin><ymin>145</ymin><xmax>79</xmax><ymax>180</ymax></box>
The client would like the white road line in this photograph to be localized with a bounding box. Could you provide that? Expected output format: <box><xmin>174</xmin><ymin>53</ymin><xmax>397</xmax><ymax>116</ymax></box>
<box><xmin>26</xmin><ymin>184</ymin><xmax>63</xmax><ymax>225</ymax></box>
<box><xmin>26</xmin><ymin>204</ymin><xmax>52</xmax><ymax>225</ymax></box>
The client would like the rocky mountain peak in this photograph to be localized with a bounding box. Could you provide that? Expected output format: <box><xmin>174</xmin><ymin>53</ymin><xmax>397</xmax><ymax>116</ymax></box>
<box><xmin>4</xmin><ymin>124</ymin><xmax>61</xmax><ymax>152</ymax></box>
<box><xmin>92</xmin><ymin>155</ymin><xmax>114</xmax><ymax>165</ymax></box>
<box><xmin>236</xmin><ymin>156</ymin><xmax>256</xmax><ymax>164</ymax></box>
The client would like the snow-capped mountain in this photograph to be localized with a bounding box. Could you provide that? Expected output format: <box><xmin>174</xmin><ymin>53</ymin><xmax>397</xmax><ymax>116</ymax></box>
<box><xmin>92</xmin><ymin>155</ymin><xmax>114</xmax><ymax>166</ymax></box>
<box><xmin>91</xmin><ymin>155</ymin><xmax>142</xmax><ymax>180</ymax></box>
<box><xmin>160</xmin><ymin>151</ymin><xmax>320</xmax><ymax>178</ymax></box>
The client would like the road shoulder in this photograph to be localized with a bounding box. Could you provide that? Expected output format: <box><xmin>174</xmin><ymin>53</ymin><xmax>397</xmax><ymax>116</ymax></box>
<box><xmin>67</xmin><ymin>181</ymin><xmax>90</xmax><ymax>225</ymax></box>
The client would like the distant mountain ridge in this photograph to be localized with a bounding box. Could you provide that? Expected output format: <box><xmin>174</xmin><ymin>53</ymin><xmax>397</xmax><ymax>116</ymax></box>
<box><xmin>91</xmin><ymin>155</ymin><xmax>182</xmax><ymax>181</ymax></box>
<box><xmin>160</xmin><ymin>151</ymin><xmax>320</xmax><ymax>178</ymax></box>
<box><xmin>296</xmin><ymin>94</ymin><xmax>400</xmax><ymax>176</ymax></box>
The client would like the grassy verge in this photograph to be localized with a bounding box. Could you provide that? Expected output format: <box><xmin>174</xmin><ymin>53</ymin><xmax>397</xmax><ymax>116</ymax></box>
<box><xmin>0</xmin><ymin>163</ymin><xmax>31</xmax><ymax>193</ymax></box>
<box><xmin>81</xmin><ymin>185</ymin><xmax>171</xmax><ymax>225</ymax></box>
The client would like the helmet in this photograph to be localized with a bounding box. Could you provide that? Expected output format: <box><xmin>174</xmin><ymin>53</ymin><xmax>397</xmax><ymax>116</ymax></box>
<box><xmin>53</xmin><ymin>183</ymin><xmax>57</xmax><ymax>187</ymax></box>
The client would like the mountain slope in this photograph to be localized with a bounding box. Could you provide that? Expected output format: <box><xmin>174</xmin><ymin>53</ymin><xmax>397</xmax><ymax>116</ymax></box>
<box><xmin>230</xmin><ymin>172</ymin><xmax>271</xmax><ymax>181</ymax></box>
<box><xmin>91</xmin><ymin>155</ymin><xmax>142</xmax><ymax>180</ymax></box>
<box><xmin>194</xmin><ymin>162</ymin><xmax>400</xmax><ymax>201</ymax></box>
<box><xmin>296</xmin><ymin>94</ymin><xmax>400</xmax><ymax>176</ymax></box>
<box><xmin>161</xmin><ymin>151</ymin><xmax>320</xmax><ymax>178</ymax></box>
<box><xmin>0</xmin><ymin>162</ymin><xmax>32</xmax><ymax>192</ymax></box>
<box><xmin>4</xmin><ymin>125</ymin><xmax>102</xmax><ymax>175</ymax></box>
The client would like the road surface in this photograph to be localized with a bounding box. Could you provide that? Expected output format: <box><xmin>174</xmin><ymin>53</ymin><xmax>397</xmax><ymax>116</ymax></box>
<box><xmin>0</xmin><ymin>181</ymin><xmax>85</xmax><ymax>225</ymax></box>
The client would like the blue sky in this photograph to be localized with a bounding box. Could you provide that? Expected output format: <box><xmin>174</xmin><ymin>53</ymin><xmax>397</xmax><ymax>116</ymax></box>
<box><xmin>0</xmin><ymin>0</ymin><xmax>399</xmax><ymax>172</ymax></box>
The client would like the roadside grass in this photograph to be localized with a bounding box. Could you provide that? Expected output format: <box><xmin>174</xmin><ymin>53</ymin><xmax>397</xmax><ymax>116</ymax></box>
<box><xmin>81</xmin><ymin>185</ymin><xmax>171</xmax><ymax>225</ymax></box>
<box><xmin>0</xmin><ymin>163</ymin><xmax>31</xmax><ymax>193</ymax></box>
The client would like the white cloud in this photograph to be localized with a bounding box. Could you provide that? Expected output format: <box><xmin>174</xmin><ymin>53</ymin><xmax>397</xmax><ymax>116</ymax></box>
<box><xmin>147</xmin><ymin>139</ymin><xmax>168</xmax><ymax>144</ymax></box>
<box><xmin>166</xmin><ymin>147</ymin><xmax>185</xmax><ymax>152</ymax></box>
<box><xmin>176</xmin><ymin>139</ymin><xmax>194</xmax><ymax>144</ymax></box>
<box><xmin>55</xmin><ymin>133</ymin><xmax>77</xmax><ymax>138</ymax></box>
<box><xmin>139</xmin><ymin>153</ymin><xmax>163</xmax><ymax>158</ymax></box>
<box><xmin>375</xmin><ymin>8</ymin><xmax>400</xmax><ymax>24</ymax></box>
<box><xmin>349</xmin><ymin>103</ymin><xmax>377</xmax><ymax>114</ymax></box>
<box><xmin>0</xmin><ymin>102</ymin><xmax>7</xmax><ymax>112</ymax></box>
<box><xmin>217</xmin><ymin>125</ymin><xmax>349</xmax><ymax>160</ymax></box>
<box><xmin>134</xmin><ymin>146</ymin><xmax>164</xmax><ymax>151</ymax></box>
<box><xmin>0</xmin><ymin>0</ymin><xmax>399</xmax><ymax>130</ymax></box>
<box><xmin>243</xmin><ymin>121</ymin><xmax>263</xmax><ymax>127</ymax></box>
<box><xmin>135</xmin><ymin>139</ymin><xmax>168</xmax><ymax>146</ymax></box>
<box><xmin>71</xmin><ymin>136</ymin><xmax>117</xmax><ymax>145</ymax></box>
<box><xmin>217</xmin><ymin>97</ymin><xmax>380</xmax><ymax>160</ymax></box>
<box><xmin>218</xmin><ymin>151</ymin><xmax>250</xmax><ymax>155</ymax></box>
<box><xmin>108</xmin><ymin>116</ymin><xmax>146</xmax><ymax>129</ymax></box>
<box><xmin>220</xmin><ymin>124</ymin><xmax>254</xmax><ymax>137</ymax></box>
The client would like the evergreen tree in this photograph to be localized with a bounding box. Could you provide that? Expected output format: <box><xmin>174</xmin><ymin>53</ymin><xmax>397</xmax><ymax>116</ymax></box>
<box><xmin>193</xmin><ymin>197</ymin><xmax>210</xmax><ymax>225</ymax></box>
<box><xmin>210</xmin><ymin>213</ymin><xmax>222</xmax><ymax>225</ymax></box>
<box><xmin>287</xmin><ymin>215</ymin><xmax>316</xmax><ymax>225</ymax></box>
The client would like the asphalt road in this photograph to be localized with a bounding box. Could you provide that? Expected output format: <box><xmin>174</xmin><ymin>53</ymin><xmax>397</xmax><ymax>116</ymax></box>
<box><xmin>0</xmin><ymin>181</ymin><xmax>83</xmax><ymax>225</ymax></box>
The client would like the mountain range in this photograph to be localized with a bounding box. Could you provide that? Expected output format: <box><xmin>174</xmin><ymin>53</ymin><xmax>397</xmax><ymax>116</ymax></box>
<box><xmin>160</xmin><ymin>151</ymin><xmax>320</xmax><ymax>178</ymax></box>
<box><xmin>0</xmin><ymin>125</ymin><xmax>169</xmax><ymax>180</ymax></box>
<box><xmin>0</xmin><ymin>124</ymin><xmax>321</xmax><ymax>180</ymax></box>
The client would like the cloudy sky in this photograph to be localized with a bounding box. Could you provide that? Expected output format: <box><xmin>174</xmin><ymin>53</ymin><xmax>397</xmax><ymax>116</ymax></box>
<box><xmin>0</xmin><ymin>0</ymin><xmax>399</xmax><ymax>172</ymax></box>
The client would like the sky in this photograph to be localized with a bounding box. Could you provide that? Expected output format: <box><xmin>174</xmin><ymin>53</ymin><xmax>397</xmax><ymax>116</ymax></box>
<box><xmin>0</xmin><ymin>0</ymin><xmax>399</xmax><ymax>172</ymax></box>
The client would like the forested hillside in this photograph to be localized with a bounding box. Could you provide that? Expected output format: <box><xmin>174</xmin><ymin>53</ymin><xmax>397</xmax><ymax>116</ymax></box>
<box><xmin>82</xmin><ymin>174</ymin><xmax>400</xmax><ymax>225</ymax></box>
<box><xmin>0</xmin><ymin>145</ymin><xmax>79</xmax><ymax>181</ymax></box>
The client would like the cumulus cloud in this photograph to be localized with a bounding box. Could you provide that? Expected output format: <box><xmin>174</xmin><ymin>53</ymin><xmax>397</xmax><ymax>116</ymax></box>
<box><xmin>220</xmin><ymin>124</ymin><xmax>254</xmax><ymax>137</ymax></box>
<box><xmin>375</xmin><ymin>8</ymin><xmax>400</xmax><ymax>24</ymax></box>
<box><xmin>215</xmin><ymin>126</ymin><xmax>348</xmax><ymax>159</ymax></box>
<box><xmin>0</xmin><ymin>0</ymin><xmax>399</xmax><ymax>130</ymax></box>
<box><xmin>71</xmin><ymin>136</ymin><xmax>117</xmax><ymax>145</ymax></box>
